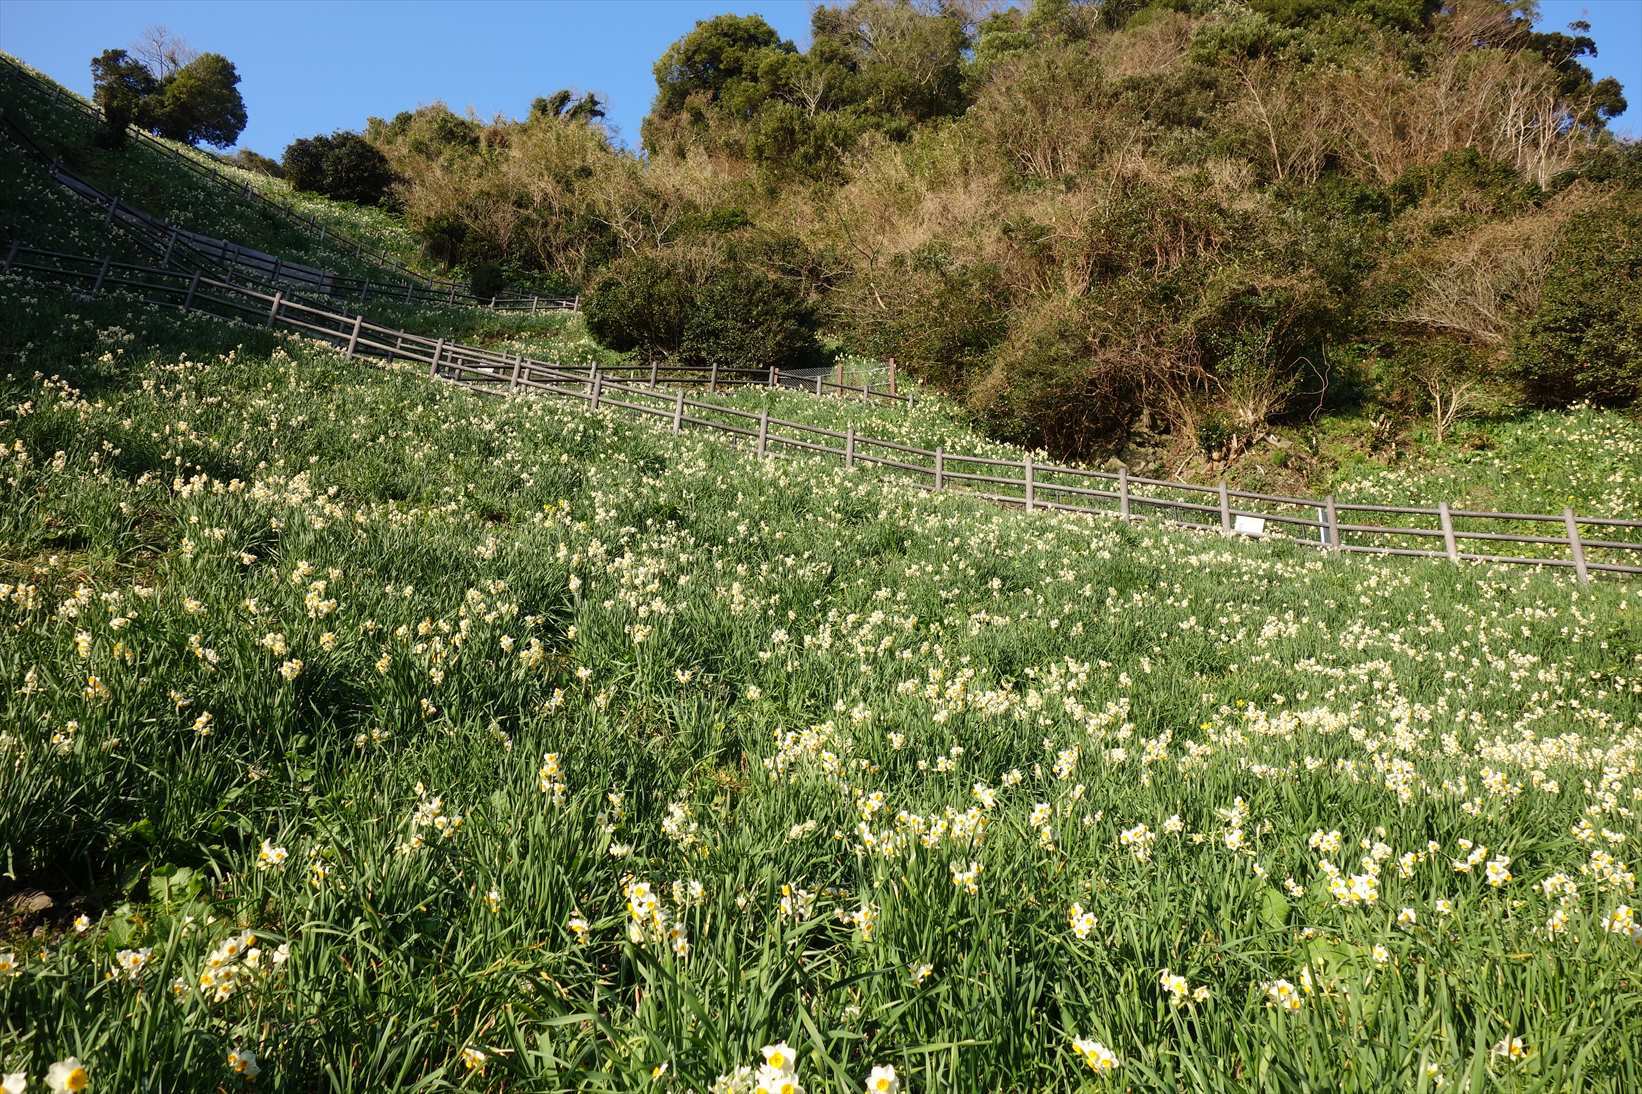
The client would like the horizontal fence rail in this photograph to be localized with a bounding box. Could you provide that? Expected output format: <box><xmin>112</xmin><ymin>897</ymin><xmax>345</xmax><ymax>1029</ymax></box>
<box><xmin>2</xmin><ymin>239</ymin><xmax>1636</xmax><ymax>583</ymax></box>
<box><xmin>0</xmin><ymin>53</ymin><xmax>550</xmax><ymax>306</ymax></box>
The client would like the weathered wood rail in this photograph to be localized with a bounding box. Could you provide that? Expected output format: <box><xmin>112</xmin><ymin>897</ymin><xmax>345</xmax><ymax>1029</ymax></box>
<box><xmin>3</xmin><ymin>240</ymin><xmax>1635</xmax><ymax>582</ymax></box>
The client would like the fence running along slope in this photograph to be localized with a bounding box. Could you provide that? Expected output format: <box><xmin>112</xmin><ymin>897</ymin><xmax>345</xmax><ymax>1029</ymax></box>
<box><xmin>0</xmin><ymin>53</ymin><xmax>543</xmax><ymax>307</ymax></box>
<box><xmin>2</xmin><ymin>240</ymin><xmax>1637</xmax><ymax>583</ymax></box>
<box><xmin>0</xmin><ymin>109</ymin><xmax>571</xmax><ymax>316</ymax></box>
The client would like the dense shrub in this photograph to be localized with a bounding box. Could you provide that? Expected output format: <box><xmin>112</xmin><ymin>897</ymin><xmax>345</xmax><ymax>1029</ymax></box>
<box><xmin>585</xmin><ymin>248</ymin><xmax>821</xmax><ymax>372</ymax></box>
<box><xmin>1513</xmin><ymin>202</ymin><xmax>1642</xmax><ymax>403</ymax></box>
<box><xmin>280</xmin><ymin>132</ymin><xmax>397</xmax><ymax>206</ymax></box>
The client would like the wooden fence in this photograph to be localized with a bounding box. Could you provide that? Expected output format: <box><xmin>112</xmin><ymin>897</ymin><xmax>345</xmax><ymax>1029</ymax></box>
<box><xmin>3</xmin><ymin>240</ymin><xmax>1636</xmax><ymax>582</ymax></box>
<box><xmin>0</xmin><ymin>53</ymin><xmax>546</xmax><ymax>308</ymax></box>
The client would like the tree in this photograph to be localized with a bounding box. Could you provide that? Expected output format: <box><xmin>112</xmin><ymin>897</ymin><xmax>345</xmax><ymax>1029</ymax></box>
<box><xmin>131</xmin><ymin>25</ymin><xmax>197</xmax><ymax>79</ymax></box>
<box><xmin>145</xmin><ymin>53</ymin><xmax>247</xmax><ymax>147</ymax></box>
<box><xmin>89</xmin><ymin>49</ymin><xmax>157</xmax><ymax>145</ymax></box>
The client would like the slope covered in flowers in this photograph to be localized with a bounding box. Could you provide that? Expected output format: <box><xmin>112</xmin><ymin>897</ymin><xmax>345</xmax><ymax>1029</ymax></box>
<box><xmin>1</xmin><ymin>277</ymin><xmax>1640</xmax><ymax>1092</ymax></box>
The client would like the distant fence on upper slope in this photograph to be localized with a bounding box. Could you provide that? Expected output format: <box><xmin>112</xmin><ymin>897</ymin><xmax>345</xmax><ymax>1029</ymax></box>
<box><xmin>0</xmin><ymin>53</ymin><xmax>538</xmax><ymax>304</ymax></box>
<box><xmin>2</xmin><ymin>239</ymin><xmax>1636</xmax><ymax>583</ymax></box>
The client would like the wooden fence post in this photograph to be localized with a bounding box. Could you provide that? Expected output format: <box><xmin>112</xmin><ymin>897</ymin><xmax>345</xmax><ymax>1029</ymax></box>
<box><xmin>934</xmin><ymin>447</ymin><xmax>945</xmax><ymax>491</ymax></box>
<box><xmin>183</xmin><ymin>270</ymin><xmax>200</xmax><ymax>310</ymax></box>
<box><xmin>672</xmin><ymin>389</ymin><xmax>685</xmax><ymax>434</ymax></box>
<box><xmin>91</xmin><ymin>254</ymin><xmax>111</xmax><ymax>296</ymax></box>
<box><xmin>267</xmin><ymin>291</ymin><xmax>283</xmax><ymax>328</ymax></box>
<box><xmin>1118</xmin><ymin>466</ymin><xmax>1130</xmax><ymax>520</ymax></box>
<box><xmin>509</xmin><ymin>354</ymin><xmax>522</xmax><ymax>393</ymax></box>
<box><xmin>163</xmin><ymin>226</ymin><xmax>178</xmax><ymax>265</ymax></box>
<box><xmin>104</xmin><ymin>195</ymin><xmax>118</xmax><ymax>226</ymax></box>
<box><xmin>814</xmin><ymin>375</ymin><xmax>822</xmax><ymax>396</ymax></box>
<box><xmin>887</xmin><ymin>356</ymin><xmax>897</xmax><ymax>396</ymax></box>
<box><xmin>757</xmin><ymin>409</ymin><xmax>769</xmax><ymax>457</ymax></box>
<box><xmin>531</xmin><ymin>295</ymin><xmax>538</xmax><ymax>314</ymax></box>
<box><xmin>360</xmin><ymin>278</ymin><xmax>370</xmax><ymax>303</ymax></box>
<box><xmin>1563</xmin><ymin>508</ymin><xmax>1589</xmax><ymax>584</ymax></box>
<box><xmin>271</xmin><ymin>257</ymin><xmax>283</xmax><ymax>284</ymax></box>
<box><xmin>709</xmin><ymin>363</ymin><xmax>719</xmax><ymax>391</ymax></box>
<box><xmin>345</xmin><ymin>315</ymin><xmax>363</xmax><ymax>358</ymax></box>
<box><xmin>1325</xmin><ymin>495</ymin><xmax>1340</xmax><ymax>551</ymax></box>
<box><xmin>430</xmin><ymin>339</ymin><xmax>444</xmax><ymax>379</ymax></box>
<box><xmin>1438</xmin><ymin>502</ymin><xmax>1458</xmax><ymax>563</ymax></box>
<box><xmin>845</xmin><ymin>424</ymin><xmax>856</xmax><ymax>469</ymax></box>
<box><xmin>591</xmin><ymin>372</ymin><xmax>603</xmax><ymax>409</ymax></box>
<box><xmin>834</xmin><ymin>360</ymin><xmax>843</xmax><ymax>389</ymax></box>
<box><xmin>771</xmin><ymin>366</ymin><xmax>780</xmax><ymax>389</ymax></box>
<box><xmin>2</xmin><ymin>239</ymin><xmax>19</xmax><ymax>273</ymax></box>
<box><xmin>1218</xmin><ymin>481</ymin><xmax>1231</xmax><ymax>533</ymax></box>
<box><xmin>648</xmin><ymin>359</ymin><xmax>658</xmax><ymax>387</ymax></box>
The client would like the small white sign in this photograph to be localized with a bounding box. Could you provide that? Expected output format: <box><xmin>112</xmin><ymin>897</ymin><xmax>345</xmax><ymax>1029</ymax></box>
<box><xmin>1233</xmin><ymin>514</ymin><xmax>1266</xmax><ymax>537</ymax></box>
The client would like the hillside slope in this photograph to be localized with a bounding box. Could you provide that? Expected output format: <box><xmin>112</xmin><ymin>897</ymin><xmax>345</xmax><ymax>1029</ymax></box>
<box><xmin>2</xmin><ymin>273</ymin><xmax>1640</xmax><ymax>1090</ymax></box>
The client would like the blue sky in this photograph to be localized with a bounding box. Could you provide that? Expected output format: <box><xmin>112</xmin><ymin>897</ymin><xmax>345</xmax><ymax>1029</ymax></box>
<box><xmin>0</xmin><ymin>0</ymin><xmax>1637</xmax><ymax>154</ymax></box>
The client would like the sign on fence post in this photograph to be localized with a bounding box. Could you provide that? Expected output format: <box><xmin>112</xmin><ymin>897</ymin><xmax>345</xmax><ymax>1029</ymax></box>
<box><xmin>1563</xmin><ymin>508</ymin><xmax>1589</xmax><ymax>584</ymax></box>
<box><xmin>1438</xmin><ymin>502</ymin><xmax>1459</xmax><ymax>563</ymax></box>
<box><xmin>345</xmin><ymin>315</ymin><xmax>363</xmax><ymax>358</ymax></box>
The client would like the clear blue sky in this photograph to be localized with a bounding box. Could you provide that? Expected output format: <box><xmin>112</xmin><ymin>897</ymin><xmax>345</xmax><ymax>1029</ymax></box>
<box><xmin>0</xmin><ymin>0</ymin><xmax>1637</xmax><ymax>154</ymax></box>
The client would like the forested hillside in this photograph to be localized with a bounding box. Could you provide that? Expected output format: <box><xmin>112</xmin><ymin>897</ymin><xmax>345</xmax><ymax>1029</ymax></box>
<box><xmin>351</xmin><ymin>0</ymin><xmax>1638</xmax><ymax>463</ymax></box>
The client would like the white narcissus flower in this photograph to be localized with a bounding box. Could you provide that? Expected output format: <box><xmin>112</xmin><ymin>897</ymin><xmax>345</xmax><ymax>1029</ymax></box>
<box><xmin>228</xmin><ymin>1048</ymin><xmax>260</xmax><ymax>1078</ymax></box>
<box><xmin>45</xmin><ymin>1058</ymin><xmax>88</xmax><ymax>1093</ymax></box>
<box><xmin>4</xmin><ymin>1071</ymin><xmax>27</xmax><ymax>1094</ymax></box>
<box><xmin>864</xmin><ymin>1064</ymin><xmax>900</xmax><ymax>1094</ymax></box>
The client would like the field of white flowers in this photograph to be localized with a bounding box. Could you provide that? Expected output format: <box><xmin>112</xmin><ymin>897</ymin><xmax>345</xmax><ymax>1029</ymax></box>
<box><xmin>2</xmin><ymin>277</ymin><xmax>1641</xmax><ymax>1093</ymax></box>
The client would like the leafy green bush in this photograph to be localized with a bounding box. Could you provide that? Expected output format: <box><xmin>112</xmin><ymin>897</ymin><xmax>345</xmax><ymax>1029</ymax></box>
<box><xmin>281</xmin><ymin>131</ymin><xmax>397</xmax><ymax>206</ymax></box>
<box><xmin>585</xmin><ymin>248</ymin><xmax>821</xmax><ymax>372</ymax></box>
<box><xmin>1513</xmin><ymin>201</ymin><xmax>1642</xmax><ymax>403</ymax></box>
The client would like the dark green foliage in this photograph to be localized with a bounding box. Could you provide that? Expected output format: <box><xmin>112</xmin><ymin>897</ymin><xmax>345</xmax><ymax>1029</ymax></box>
<box><xmin>144</xmin><ymin>53</ymin><xmax>247</xmax><ymax>147</ymax></box>
<box><xmin>281</xmin><ymin>131</ymin><xmax>397</xmax><ymax>206</ymax></box>
<box><xmin>468</xmin><ymin>261</ymin><xmax>507</xmax><ymax>302</ymax></box>
<box><xmin>530</xmin><ymin>90</ymin><xmax>606</xmax><ymax>124</ymax></box>
<box><xmin>217</xmin><ymin>147</ymin><xmax>283</xmax><ymax>177</ymax></box>
<box><xmin>642</xmin><ymin>2</ymin><xmax>970</xmax><ymax>173</ymax></box>
<box><xmin>90</xmin><ymin>47</ymin><xmax>246</xmax><ymax>148</ymax></box>
<box><xmin>88</xmin><ymin>49</ymin><xmax>156</xmax><ymax>147</ymax></box>
<box><xmin>1513</xmin><ymin>202</ymin><xmax>1642</xmax><ymax>403</ymax></box>
<box><xmin>585</xmin><ymin>248</ymin><xmax>822</xmax><ymax>373</ymax></box>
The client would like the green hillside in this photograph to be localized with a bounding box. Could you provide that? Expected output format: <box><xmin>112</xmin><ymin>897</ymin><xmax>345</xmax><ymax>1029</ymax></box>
<box><xmin>4</xmin><ymin>245</ymin><xmax>1642</xmax><ymax>1092</ymax></box>
<box><xmin>1</xmin><ymin>2</ymin><xmax>1640</xmax><ymax>1089</ymax></box>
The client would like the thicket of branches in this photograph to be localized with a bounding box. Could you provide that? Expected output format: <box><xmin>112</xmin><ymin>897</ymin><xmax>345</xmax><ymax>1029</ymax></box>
<box><xmin>366</xmin><ymin>0</ymin><xmax>1639</xmax><ymax>457</ymax></box>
